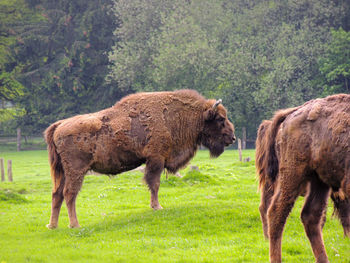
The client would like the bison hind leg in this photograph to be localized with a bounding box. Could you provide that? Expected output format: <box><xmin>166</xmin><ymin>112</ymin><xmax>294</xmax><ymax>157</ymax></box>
<box><xmin>337</xmin><ymin>173</ymin><xmax>350</xmax><ymax>237</ymax></box>
<box><xmin>301</xmin><ymin>175</ymin><xmax>330</xmax><ymax>263</ymax></box>
<box><xmin>339</xmin><ymin>199</ymin><xmax>350</xmax><ymax>237</ymax></box>
<box><xmin>62</xmin><ymin>161</ymin><xmax>91</xmax><ymax>228</ymax></box>
<box><xmin>47</xmin><ymin>175</ymin><xmax>65</xmax><ymax>229</ymax></box>
<box><xmin>259</xmin><ymin>179</ymin><xmax>275</xmax><ymax>239</ymax></box>
<box><xmin>331</xmin><ymin>192</ymin><xmax>350</xmax><ymax>237</ymax></box>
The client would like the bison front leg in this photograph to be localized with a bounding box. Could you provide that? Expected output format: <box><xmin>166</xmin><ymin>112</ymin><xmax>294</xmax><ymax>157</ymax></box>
<box><xmin>144</xmin><ymin>158</ymin><xmax>164</xmax><ymax>210</ymax></box>
<box><xmin>47</xmin><ymin>178</ymin><xmax>65</xmax><ymax>229</ymax></box>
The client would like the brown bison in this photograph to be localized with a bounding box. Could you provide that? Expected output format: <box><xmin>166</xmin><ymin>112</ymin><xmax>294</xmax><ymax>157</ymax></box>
<box><xmin>44</xmin><ymin>89</ymin><xmax>235</xmax><ymax>229</ymax></box>
<box><xmin>256</xmin><ymin>94</ymin><xmax>350</xmax><ymax>263</ymax></box>
<box><xmin>256</xmin><ymin>119</ymin><xmax>309</xmax><ymax>239</ymax></box>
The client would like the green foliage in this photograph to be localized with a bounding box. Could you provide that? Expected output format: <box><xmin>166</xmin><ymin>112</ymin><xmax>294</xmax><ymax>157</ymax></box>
<box><xmin>2</xmin><ymin>0</ymin><xmax>118</xmax><ymax>134</ymax></box>
<box><xmin>108</xmin><ymin>0</ymin><xmax>176</xmax><ymax>92</ymax></box>
<box><xmin>0</xmin><ymin>72</ymin><xmax>24</xmax><ymax>101</ymax></box>
<box><xmin>109</xmin><ymin>0</ymin><xmax>349</xmax><ymax>140</ymax></box>
<box><xmin>0</xmin><ymin>149</ymin><xmax>349</xmax><ymax>262</ymax></box>
<box><xmin>0</xmin><ymin>72</ymin><xmax>25</xmax><ymax>122</ymax></box>
<box><xmin>0</xmin><ymin>107</ymin><xmax>25</xmax><ymax>124</ymax></box>
<box><xmin>319</xmin><ymin>28</ymin><xmax>350</xmax><ymax>95</ymax></box>
<box><xmin>0</xmin><ymin>0</ymin><xmax>36</xmax><ymax>124</ymax></box>
<box><xmin>1</xmin><ymin>0</ymin><xmax>350</xmax><ymax>140</ymax></box>
<box><xmin>0</xmin><ymin>0</ymin><xmax>41</xmax><ymax>67</ymax></box>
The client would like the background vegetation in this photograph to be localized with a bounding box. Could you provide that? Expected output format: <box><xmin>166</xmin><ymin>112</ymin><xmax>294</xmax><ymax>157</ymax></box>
<box><xmin>0</xmin><ymin>0</ymin><xmax>350</xmax><ymax>140</ymax></box>
<box><xmin>0</xmin><ymin>150</ymin><xmax>349</xmax><ymax>262</ymax></box>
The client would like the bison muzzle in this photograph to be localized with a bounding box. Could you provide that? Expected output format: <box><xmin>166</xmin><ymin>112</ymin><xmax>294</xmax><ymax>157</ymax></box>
<box><xmin>44</xmin><ymin>89</ymin><xmax>235</xmax><ymax>228</ymax></box>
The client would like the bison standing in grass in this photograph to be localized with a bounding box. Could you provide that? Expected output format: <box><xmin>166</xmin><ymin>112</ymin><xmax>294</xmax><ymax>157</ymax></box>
<box><xmin>256</xmin><ymin>94</ymin><xmax>350</xmax><ymax>263</ymax></box>
<box><xmin>44</xmin><ymin>89</ymin><xmax>235</xmax><ymax>229</ymax></box>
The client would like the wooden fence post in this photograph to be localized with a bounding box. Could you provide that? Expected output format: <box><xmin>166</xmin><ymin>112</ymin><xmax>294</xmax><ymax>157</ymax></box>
<box><xmin>0</xmin><ymin>158</ymin><xmax>4</xmax><ymax>182</ymax></box>
<box><xmin>238</xmin><ymin>138</ymin><xmax>242</xmax><ymax>162</ymax></box>
<box><xmin>242</xmin><ymin>127</ymin><xmax>246</xmax><ymax>150</ymax></box>
<box><xmin>17</xmin><ymin>127</ymin><xmax>21</xmax><ymax>151</ymax></box>
<box><xmin>7</xmin><ymin>160</ymin><xmax>13</xmax><ymax>182</ymax></box>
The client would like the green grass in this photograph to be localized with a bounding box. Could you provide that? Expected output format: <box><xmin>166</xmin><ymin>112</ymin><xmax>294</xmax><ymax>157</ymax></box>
<box><xmin>0</xmin><ymin>150</ymin><xmax>349</xmax><ymax>262</ymax></box>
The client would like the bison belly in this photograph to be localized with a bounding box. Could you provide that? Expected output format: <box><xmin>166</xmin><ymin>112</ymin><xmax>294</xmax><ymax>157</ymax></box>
<box><xmin>55</xmin><ymin>129</ymin><xmax>145</xmax><ymax>175</ymax></box>
<box><xmin>91</xmin><ymin>148</ymin><xmax>145</xmax><ymax>175</ymax></box>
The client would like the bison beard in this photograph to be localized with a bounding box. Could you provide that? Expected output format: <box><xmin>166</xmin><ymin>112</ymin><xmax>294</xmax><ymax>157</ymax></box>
<box><xmin>201</xmin><ymin>137</ymin><xmax>225</xmax><ymax>158</ymax></box>
<box><xmin>44</xmin><ymin>89</ymin><xmax>235</xmax><ymax>229</ymax></box>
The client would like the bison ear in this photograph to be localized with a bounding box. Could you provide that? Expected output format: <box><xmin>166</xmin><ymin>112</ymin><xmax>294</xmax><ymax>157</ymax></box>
<box><xmin>204</xmin><ymin>99</ymin><xmax>221</xmax><ymax>121</ymax></box>
<box><xmin>204</xmin><ymin>109</ymin><xmax>216</xmax><ymax>121</ymax></box>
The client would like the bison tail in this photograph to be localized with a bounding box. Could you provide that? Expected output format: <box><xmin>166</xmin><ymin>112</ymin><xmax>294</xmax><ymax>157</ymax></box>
<box><xmin>44</xmin><ymin>122</ymin><xmax>64</xmax><ymax>193</ymax></box>
<box><xmin>256</xmin><ymin>120</ymin><xmax>272</xmax><ymax>191</ymax></box>
<box><xmin>266</xmin><ymin>107</ymin><xmax>299</xmax><ymax>182</ymax></box>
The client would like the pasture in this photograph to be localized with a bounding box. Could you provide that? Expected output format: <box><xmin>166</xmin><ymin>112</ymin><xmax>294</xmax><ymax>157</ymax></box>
<box><xmin>0</xmin><ymin>149</ymin><xmax>349</xmax><ymax>262</ymax></box>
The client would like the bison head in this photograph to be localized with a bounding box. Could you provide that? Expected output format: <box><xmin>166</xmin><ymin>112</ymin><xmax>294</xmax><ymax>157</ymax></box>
<box><xmin>200</xmin><ymin>99</ymin><xmax>236</xmax><ymax>157</ymax></box>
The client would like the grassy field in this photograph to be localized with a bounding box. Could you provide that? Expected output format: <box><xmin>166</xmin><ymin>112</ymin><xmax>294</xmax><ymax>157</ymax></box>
<box><xmin>0</xmin><ymin>149</ymin><xmax>349</xmax><ymax>262</ymax></box>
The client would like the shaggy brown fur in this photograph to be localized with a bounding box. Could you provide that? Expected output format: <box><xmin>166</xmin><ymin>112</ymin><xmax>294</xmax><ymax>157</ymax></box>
<box><xmin>257</xmin><ymin>120</ymin><xmax>310</xmax><ymax>240</ymax></box>
<box><xmin>256</xmin><ymin>94</ymin><xmax>350</xmax><ymax>263</ymax></box>
<box><xmin>44</xmin><ymin>89</ymin><xmax>235</xmax><ymax>229</ymax></box>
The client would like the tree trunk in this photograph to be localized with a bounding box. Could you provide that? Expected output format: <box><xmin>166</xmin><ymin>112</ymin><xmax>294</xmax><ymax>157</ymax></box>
<box><xmin>17</xmin><ymin>127</ymin><xmax>21</xmax><ymax>151</ymax></box>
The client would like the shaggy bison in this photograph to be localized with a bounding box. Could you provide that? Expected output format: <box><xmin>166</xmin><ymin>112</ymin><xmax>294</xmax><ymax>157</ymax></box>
<box><xmin>256</xmin><ymin>119</ymin><xmax>309</xmax><ymax>239</ymax></box>
<box><xmin>256</xmin><ymin>94</ymin><xmax>350</xmax><ymax>263</ymax></box>
<box><xmin>44</xmin><ymin>89</ymin><xmax>235</xmax><ymax>229</ymax></box>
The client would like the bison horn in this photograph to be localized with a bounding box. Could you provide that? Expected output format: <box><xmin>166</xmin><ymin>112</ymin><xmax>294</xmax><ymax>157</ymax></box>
<box><xmin>213</xmin><ymin>99</ymin><xmax>222</xmax><ymax>110</ymax></box>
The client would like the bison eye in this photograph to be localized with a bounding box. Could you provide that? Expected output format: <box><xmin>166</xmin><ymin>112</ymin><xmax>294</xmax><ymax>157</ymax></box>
<box><xmin>217</xmin><ymin>117</ymin><xmax>225</xmax><ymax>123</ymax></box>
<box><xmin>216</xmin><ymin>117</ymin><xmax>225</xmax><ymax>127</ymax></box>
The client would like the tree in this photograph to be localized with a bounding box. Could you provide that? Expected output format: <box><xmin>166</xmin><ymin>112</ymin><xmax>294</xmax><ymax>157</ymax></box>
<box><xmin>3</xmin><ymin>0</ymin><xmax>348</xmax><ymax>140</ymax></box>
<box><xmin>6</xmin><ymin>0</ymin><xmax>118</xmax><ymax>134</ymax></box>
<box><xmin>0</xmin><ymin>0</ymin><xmax>38</xmax><ymax>124</ymax></box>
<box><xmin>319</xmin><ymin>28</ymin><xmax>350</xmax><ymax>95</ymax></box>
<box><xmin>108</xmin><ymin>0</ymin><xmax>349</xmax><ymax>140</ymax></box>
<box><xmin>151</xmin><ymin>1</ymin><xmax>223</xmax><ymax>94</ymax></box>
<box><xmin>108</xmin><ymin>0</ymin><xmax>176</xmax><ymax>92</ymax></box>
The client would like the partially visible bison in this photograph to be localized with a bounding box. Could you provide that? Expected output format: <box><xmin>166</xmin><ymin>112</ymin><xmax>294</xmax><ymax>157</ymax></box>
<box><xmin>256</xmin><ymin>94</ymin><xmax>350</xmax><ymax>263</ymax></box>
<box><xmin>45</xmin><ymin>90</ymin><xmax>235</xmax><ymax>229</ymax></box>
<box><xmin>256</xmin><ymin>119</ymin><xmax>308</xmax><ymax>239</ymax></box>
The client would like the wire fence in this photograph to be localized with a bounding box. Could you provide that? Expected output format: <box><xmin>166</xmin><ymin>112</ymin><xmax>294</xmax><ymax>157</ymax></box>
<box><xmin>0</xmin><ymin>136</ymin><xmax>46</xmax><ymax>151</ymax></box>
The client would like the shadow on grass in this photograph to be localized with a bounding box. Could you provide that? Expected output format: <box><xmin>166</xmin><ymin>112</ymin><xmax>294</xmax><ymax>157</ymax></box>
<box><xmin>61</xmin><ymin>203</ymin><xmax>262</xmax><ymax>239</ymax></box>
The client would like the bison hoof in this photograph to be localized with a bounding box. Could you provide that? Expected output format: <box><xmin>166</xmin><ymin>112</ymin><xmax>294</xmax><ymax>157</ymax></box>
<box><xmin>46</xmin><ymin>224</ymin><xmax>57</xmax><ymax>229</ymax></box>
<box><xmin>151</xmin><ymin>204</ymin><xmax>163</xmax><ymax>210</ymax></box>
<box><xmin>69</xmin><ymin>223</ymin><xmax>81</xmax><ymax>228</ymax></box>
